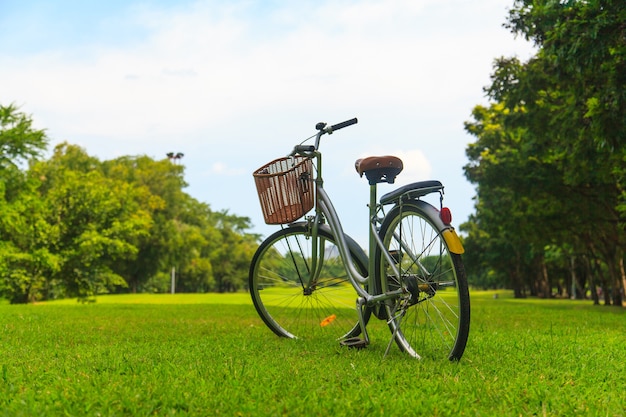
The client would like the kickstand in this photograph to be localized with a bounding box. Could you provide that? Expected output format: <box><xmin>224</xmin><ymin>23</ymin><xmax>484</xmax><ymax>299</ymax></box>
<box><xmin>384</xmin><ymin>308</ymin><xmax>403</xmax><ymax>358</ymax></box>
<box><xmin>340</xmin><ymin>297</ymin><xmax>370</xmax><ymax>349</ymax></box>
<box><xmin>356</xmin><ymin>297</ymin><xmax>370</xmax><ymax>345</ymax></box>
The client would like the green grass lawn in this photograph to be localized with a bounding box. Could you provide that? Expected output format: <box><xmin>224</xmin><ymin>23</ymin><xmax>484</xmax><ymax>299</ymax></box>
<box><xmin>1</xmin><ymin>291</ymin><xmax>624</xmax><ymax>416</ymax></box>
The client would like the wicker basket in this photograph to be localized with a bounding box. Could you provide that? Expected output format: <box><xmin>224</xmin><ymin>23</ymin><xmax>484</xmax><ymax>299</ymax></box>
<box><xmin>253</xmin><ymin>156</ymin><xmax>314</xmax><ymax>225</ymax></box>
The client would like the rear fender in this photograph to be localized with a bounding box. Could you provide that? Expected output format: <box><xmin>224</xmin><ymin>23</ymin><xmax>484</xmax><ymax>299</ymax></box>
<box><xmin>396</xmin><ymin>200</ymin><xmax>464</xmax><ymax>255</ymax></box>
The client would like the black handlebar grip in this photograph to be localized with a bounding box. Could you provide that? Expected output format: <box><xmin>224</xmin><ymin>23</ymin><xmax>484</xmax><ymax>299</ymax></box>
<box><xmin>330</xmin><ymin>118</ymin><xmax>358</xmax><ymax>132</ymax></box>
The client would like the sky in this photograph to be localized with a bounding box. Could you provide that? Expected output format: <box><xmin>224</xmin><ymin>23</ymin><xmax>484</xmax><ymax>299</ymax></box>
<box><xmin>0</xmin><ymin>0</ymin><xmax>535</xmax><ymax>247</ymax></box>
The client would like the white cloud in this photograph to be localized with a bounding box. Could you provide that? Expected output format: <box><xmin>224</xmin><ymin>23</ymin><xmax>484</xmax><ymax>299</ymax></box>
<box><xmin>390</xmin><ymin>149</ymin><xmax>432</xmax><ymax>186</ymax></box>
<box><xmin>0</xmin><ymin>0</ymin><xmax>536</xmax><ymax>236</ymax></box>
<box><xmin>1</xmin><ymin>0</ymin><xmax>534</xmax><ymax>151</ymax></box>
<box><xmin>209</xmin><ymin>161</ymin><xmax>245</xmax><ymax>176</ymax></box>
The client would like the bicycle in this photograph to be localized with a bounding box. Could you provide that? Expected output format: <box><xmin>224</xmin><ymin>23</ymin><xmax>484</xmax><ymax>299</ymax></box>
<box><xmin>249</xmin><ymin>118</ymin><xmax>470</xmax><ymax>360</ymax></box>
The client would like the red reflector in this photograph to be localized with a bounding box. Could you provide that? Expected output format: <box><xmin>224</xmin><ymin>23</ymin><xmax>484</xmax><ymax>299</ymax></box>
<box><xmin>440</xmin><ymin>207</ymin><xmax>452</xmax><ymax>225</ymax></box>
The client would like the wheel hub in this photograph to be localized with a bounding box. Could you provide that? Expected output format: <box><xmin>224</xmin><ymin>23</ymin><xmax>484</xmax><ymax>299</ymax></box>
<box><xmin>405</xmin><ymin>275</ymin><xmax>436</xmax><ymax>304</ymax></box>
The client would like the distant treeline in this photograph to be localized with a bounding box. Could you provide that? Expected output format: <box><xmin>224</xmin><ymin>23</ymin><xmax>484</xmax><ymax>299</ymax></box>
<box><xmin>461</xmin><ymin>0</ymin><xmax>625</xmax><ymax>306</ymax></box>
<box><xmin>0</xmin><ymin>103</ymin><xmax>259</xmax><ymax>303</ymax></box>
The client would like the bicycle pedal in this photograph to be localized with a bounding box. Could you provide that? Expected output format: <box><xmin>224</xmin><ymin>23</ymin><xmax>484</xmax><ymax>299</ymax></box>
<box><xmin>340</xmin><ymin>337</ymin><xmax>369</xmax><ymax>349</ymax></box>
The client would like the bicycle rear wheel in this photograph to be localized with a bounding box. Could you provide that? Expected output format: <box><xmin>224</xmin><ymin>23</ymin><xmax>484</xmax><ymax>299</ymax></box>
<box><xmin>249</xmin><ymin>224</ymin><xmax>370</xmax><ymax>341</ymax></box>
<box><xmin>376</xmin><ymin>201</ymin><xmax>470</xmax><ymax>360</ymax></box>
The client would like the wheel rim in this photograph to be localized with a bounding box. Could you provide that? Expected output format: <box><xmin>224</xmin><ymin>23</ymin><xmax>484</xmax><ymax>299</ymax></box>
<box><xmin>381</xmin><ymin>209</ymin><xmax>468</xmax><ymax>360</ymax></box>
<box><xmin>250</xmin><ymin>228</ymin><xmax>367</xmax><ymax>341</ymax></box>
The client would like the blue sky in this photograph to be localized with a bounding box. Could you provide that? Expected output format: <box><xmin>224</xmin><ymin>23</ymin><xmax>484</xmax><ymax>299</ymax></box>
<box><xmin>0</xmin><ymin>0</ymin><xmax>534</xmax><ymax>246</ymax></box>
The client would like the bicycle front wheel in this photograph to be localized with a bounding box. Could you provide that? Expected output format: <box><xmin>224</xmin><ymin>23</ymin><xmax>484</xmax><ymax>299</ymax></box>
<box><xmin>376</xmin><ymin>201</ymin><xmax>470</xmax><ymax>360</ymax></box>
<box><xmin>249</xmin><ymin>225</ymin><xmax>370</xmax><ymax>341</ymax></box>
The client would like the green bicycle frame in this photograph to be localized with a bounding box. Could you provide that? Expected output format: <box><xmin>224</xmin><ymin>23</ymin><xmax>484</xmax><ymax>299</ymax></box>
<box><xmin>299</xmin><ymin>150</ymin><xmax>405</xmax><ymax>308</ymax></box>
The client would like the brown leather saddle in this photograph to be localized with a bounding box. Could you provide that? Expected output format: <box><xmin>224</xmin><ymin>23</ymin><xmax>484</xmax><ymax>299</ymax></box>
<box><xmin>355</xmin><ymin>156</ymin><xmax>403</xmax><ymax>185</ymax></box>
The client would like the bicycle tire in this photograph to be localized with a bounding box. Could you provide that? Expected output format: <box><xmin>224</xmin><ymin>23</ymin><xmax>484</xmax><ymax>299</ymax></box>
<box><xmin>249</xmin><ymin>224</ymin><xmax>371</xmax><ymax>341</ymax></box>
<box><xmin>375</xmin><ymin>201</ymin><xmax>470</xmax><ymax>360</ymax></box>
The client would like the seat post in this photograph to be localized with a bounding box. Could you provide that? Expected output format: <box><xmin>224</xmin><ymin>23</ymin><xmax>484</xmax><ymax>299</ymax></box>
<box><xmin>368</xmin><ymin>183</ymin><xmax>378</xmax><ymax>264</ymax></box>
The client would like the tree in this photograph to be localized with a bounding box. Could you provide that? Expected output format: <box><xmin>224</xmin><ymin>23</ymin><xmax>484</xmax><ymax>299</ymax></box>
<box><xmin>463</xmin><ymin>0</ymin><xmax>625</xmax><ymax>305</ymax></box>
<box><xmin>0</xmin><ymin>178</ymin><xmax>60</xmax><ymax>303</ymax></box>
<box><xmin>207</xmin><ymin>210</ymin><xmax>258</xmax><ymax>292</ymax></box>
<box><xmin>0</xmin><ymin>104</ymin><xmax>48</xmax><ymax>172</ymax></box>
<box><xmin>102</xmin><ymin>155</ymin><xmax>258</xmax><ymax>294</ymax></box>
<box><xmin>0</xmin><ymin>106</ymin><xmax>260</xmax><ymax>301</ymax></box>
<box><xmin>32</xmin><ymin>144</ymin><xmax>153</xmax><ymax>299</ymax></box>
<box><xmin>101</xmin><ymin>155</ymin><xmax>180</xmax><ymax>292</ymax></box>
<box><xmin>0</xmin><ymin>103</ymin><xmax>54</xmax><ymax>303</ymax></box>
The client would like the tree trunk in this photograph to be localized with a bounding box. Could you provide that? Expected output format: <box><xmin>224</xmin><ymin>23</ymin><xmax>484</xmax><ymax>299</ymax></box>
<box><xmin>585</xmin><ymin>256</ymin><xmax>600</xmax><ymax>305</ymax></box>
<box><xmin>570</xmin><ymin>256</ymin><xmax>577</xmax><ymax>299</ymax></box>
<box><xmin>511</xmin><ymin>252</ymin><xmax>525</xmax><ymax>298</ymax></box>
<box><xmin>538</xmin><ymin>256</ymin><xmax>550</xmax><ymax>298</ymax></box>
<box><xmin>607</xmin><ymin>256</ymin><xmax>624</xmax><ymax>307</ymax></box>
<box><xmin>619</xmin><ymin>256</ymin><xmax>626</xmax><ymax>307</ymax></box>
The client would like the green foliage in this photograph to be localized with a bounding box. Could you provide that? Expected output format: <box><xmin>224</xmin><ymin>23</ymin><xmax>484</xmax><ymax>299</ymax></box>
<box><xmin>0</xmin><ymin>170</ymin><xmax>60</xmax><ymax>303</ymax></box>
<box><xmin>0</xmin><ymin>293</ymin><xmax>624</xmax><ymax>415</ymax></box>
<box><xmin>0</xmin><ymin>105</ymin><xmax>55</xmax><ymax>302</ymax></box>
<box><xmin>30</xmin><ymin>146</ymin><xmax>152</xmax><ymax>299</ymax></box>
<box><xmin>463</xmin><ymin>0</ymin><xmax>626</xmax><ymax>305</ymax></box>
<box><xmin>0</xmin><ymin>104</ymin><xmax>259</xmax><ymax>303</ymax></box>
<box><xmin>0</xmin><ymin>103</ymin><xmax>47</xmax><ymax>171</ymax></box>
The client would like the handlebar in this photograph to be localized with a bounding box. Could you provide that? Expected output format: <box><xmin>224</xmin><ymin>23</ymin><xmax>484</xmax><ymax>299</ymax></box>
<box><xmin>291</xmin><ymin>117</ymin><xmax>358</xmax><ymax>156</ymax></box>
<box><xmin>329</xmin><ymin>118</ymin><xmax>358</xmax><ymax>133</ymax></box>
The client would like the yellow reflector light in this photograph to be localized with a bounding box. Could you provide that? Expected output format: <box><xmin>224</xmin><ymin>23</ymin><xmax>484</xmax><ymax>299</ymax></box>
<box><xmin>442</xmin><ymin>229</ymin><xmax>465</xmax><ymax>254</ymax></box>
